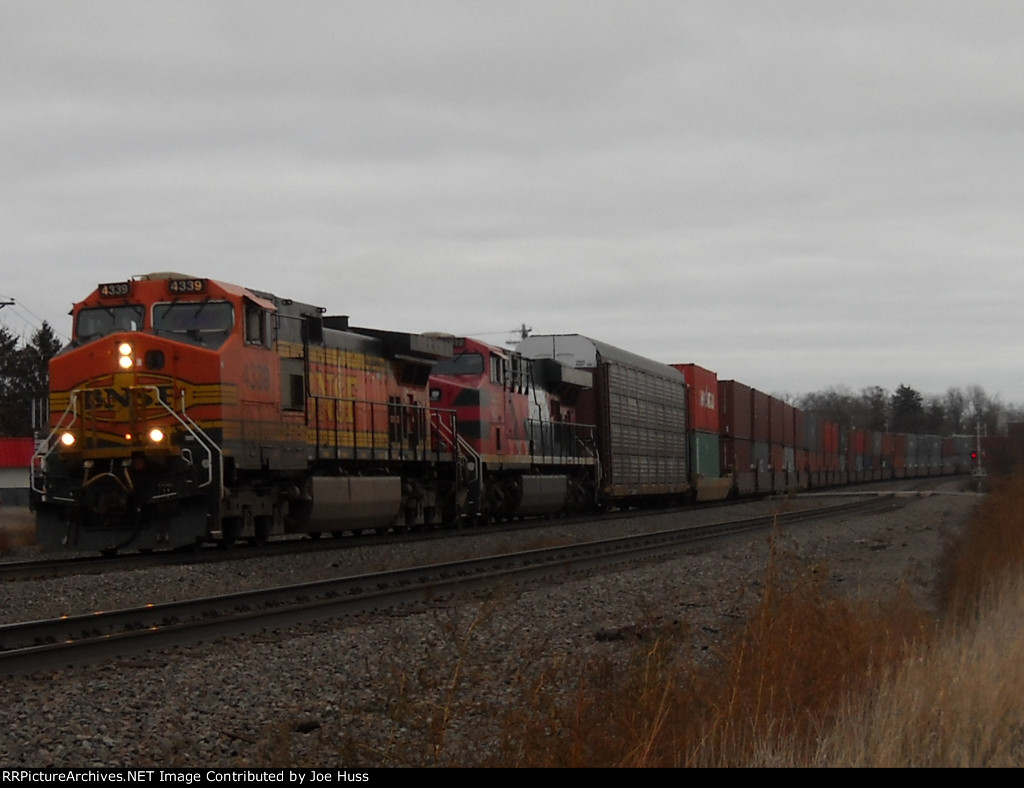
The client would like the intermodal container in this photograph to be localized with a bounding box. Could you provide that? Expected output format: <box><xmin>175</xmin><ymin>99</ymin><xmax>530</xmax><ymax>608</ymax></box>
<box><xmin>922</xmin><ymin>436</ymin><xmax>943</xmax><ymax>474</ymax></box>
<box><xmin>891</xmin><ymin>433</ymin><xmax>907</xmax><ymax>478</ymax></box>
<box><xmin>795</xmin><ymin>409</ymin><xmax>807</xmax><ymax>451</ymax></box>
<box><xmin>795</xmin><ymin>448</ymin><xmax>809</xmax><ymax>489</ymax></box>
<box><xmin>769</xmin><ymin>397</ymin><xmax>785</xmax><ymax>445</ymax></box>
<box><xmin>722</xmin><ymin>436</ymin><xmax>756</xmax><ymax>496</ymax></box>
<box><xmin>882</xmin><ymin>432</ymin><xmax>897</xmax><ymax>477</ymax></box>
<box><xmin>868</xmin><ymin>431</ymin><xmax>883</xmax><ymax>480</ymax></box>
<box><xmin>752</xmin><ymin>389</ymin><xmax>770</xmax><ymax>443</ymax></box>
<box><xmin>719</xmin><ymin>380</ymin><xmax>752</xmax><ymax>440</ymax></box>
<box><xmin>673</xmin><ymin>363</ymin><xmax>720</xmax><ymax>433</ymax></box>
<box><xmin>753</xmin><ymin>440</ymin><xmax>772</xmax><ymax>492</ymax></box>
<box><xmin>690</xmin><ymin>430</ymin><xmax>721</xmax><ymax>478</ymax></box>
<box><xmin>905</xmin><ymin>434</ymin><xmax>919</xmax><ymax>476</ymax></box>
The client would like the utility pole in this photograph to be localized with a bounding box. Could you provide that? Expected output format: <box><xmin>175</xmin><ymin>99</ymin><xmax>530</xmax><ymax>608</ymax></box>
<box><xmin>973</xmin><ymin>419</ymin><xmax>986</xmax><ymax>479</ymax></box>
<box><xmin>506</xmin><ymin>324</ymin><xmax>532</xmax><ymax>347</ymax></box>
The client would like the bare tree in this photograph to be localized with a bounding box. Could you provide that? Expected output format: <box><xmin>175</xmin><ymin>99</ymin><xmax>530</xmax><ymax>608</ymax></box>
<box><xmin>944</xmin><ymin>387</ymin><xmax>968</xmax><ymax>434</ymax></box>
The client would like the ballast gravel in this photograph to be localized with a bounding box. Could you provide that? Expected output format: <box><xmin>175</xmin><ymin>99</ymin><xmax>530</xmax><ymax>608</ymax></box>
<box><xmin>0</xmin><ymin>482</ymin><xmax>980</xmax><ymax>767</ymax></box>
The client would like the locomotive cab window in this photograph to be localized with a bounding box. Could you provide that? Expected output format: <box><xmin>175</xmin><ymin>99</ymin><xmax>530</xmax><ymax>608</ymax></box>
<box><xmin>75</xmin><ymin>305</ymin><xmax>146</xmax><ymax>341</ymax></box>
<box><xmin>244</xmin><ymin>301</ymin><xmax>271</xmax><ymax>347</ymax></box>
<box><xmin>490</xmin><ymin>355</ymin><xmax>505</xmax><ymax>386</ymax></box>
<box><xmin>432</xmin><ymin>352</ymin><xmax>484</xmax><ymax>376</ymax></box>
<box><xmin>509</xmin><ymin>354</ymin><xmax>528</xmax><ymax>393</ymax></box>
<box><xmin>152</xmin><ymin>301</ymin><xmax>234</xmax><ymax>348</ymax></box>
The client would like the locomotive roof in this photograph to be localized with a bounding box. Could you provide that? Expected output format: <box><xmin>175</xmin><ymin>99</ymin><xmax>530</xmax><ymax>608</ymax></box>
<box><xmin>349</xmin><ymin>326</ymin><xmax>455</xmax><ymax>362</ymax></box>
<box><xmin>517</xmin><ymin>334</ymin><xmax>683</xmax><ymax>380</ymax></box>
<box><xmin>129</xmin><ymin>273</ymin><xmax>278</xmax><ymax>312</ymax></box>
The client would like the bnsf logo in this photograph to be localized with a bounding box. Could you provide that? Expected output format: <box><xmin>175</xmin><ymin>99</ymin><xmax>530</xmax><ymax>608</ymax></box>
<box><xmin>80</xmin><ymin>385</ymin><xmax>177</xmax><ymax>411</ymax></box>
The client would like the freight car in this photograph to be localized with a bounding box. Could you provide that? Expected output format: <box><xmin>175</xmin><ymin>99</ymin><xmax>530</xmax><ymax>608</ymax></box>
<box><xmin>516</xmin><ymin>334</ymin><xmax>692</xmax><ymax>505</ymax></box>
<box><xmin>32</xmin><ymin>273</ymin><xmax>968</xmax><ymax>554</ymax></box>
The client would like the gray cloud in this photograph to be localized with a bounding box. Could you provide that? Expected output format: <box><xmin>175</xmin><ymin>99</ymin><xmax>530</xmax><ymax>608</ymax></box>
<box><xmin>2</xmin><ymin>0</ymin><xmax>1022</xmax><ymax>403</ymax></box>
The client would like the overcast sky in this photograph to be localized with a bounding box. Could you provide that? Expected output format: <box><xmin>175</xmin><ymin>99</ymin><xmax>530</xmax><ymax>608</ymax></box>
<box><xmin>2</xmin><ymin>1</ymin><xmax>1022</xmax><ymax>404</ymax></box>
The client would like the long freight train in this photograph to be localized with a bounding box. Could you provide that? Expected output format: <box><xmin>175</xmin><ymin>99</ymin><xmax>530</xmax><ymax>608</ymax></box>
<box><xmin>31</xmin><ymin>274</ymin><xmax>975</xmax><ymax>554</ymax></box>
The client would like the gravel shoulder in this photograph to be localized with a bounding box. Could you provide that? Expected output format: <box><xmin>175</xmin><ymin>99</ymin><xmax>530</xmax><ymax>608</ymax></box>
<box><xmin>0</xmin><ymin>481</ymin><xmax>981</xmax><ymax>767</ymax></box>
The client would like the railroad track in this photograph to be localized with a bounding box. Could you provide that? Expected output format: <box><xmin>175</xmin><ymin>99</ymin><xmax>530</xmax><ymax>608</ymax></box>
<box><xmin>1</xmin><ymin>480</ymin><xmax>945</xmax><ymax>582</ymax></box>
<box><xmin>0</xmin><ymin>495</ymin><xmax>904</xmax><ymax>677</ymax></box>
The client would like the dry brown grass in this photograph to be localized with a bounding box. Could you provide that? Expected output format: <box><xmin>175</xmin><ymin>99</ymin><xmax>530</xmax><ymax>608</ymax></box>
<box><xmin>482</xmin><ymin>473</ymin><xmax>1024</xmax><ymax>767</ymax></box>
<box><xmin>938</xmin><ymin>473</ymin><xmax>1024</xmax><ymax>622</ymax></box>
<box><xmin>484</xmin><ymin>536</ymin><xmax>934</xmax><ymax>767</ymax></box>
<box><xmin>802</xmin><ymin>573</ymin><xmax>1024</xmax><ymax>767</ymax></box>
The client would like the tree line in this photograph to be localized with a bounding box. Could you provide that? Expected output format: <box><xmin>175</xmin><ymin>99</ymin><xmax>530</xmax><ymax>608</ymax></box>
<box><xmin>791</xmin><ymin>383</ymin><xmax>1022</xmax><ymax>438</ymax></box>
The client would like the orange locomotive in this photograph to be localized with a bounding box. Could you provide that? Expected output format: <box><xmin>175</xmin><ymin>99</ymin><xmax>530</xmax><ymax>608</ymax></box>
<box><xmin>31</xmin><ymin>273</ymin><xmax>460</xmax><ymax>553</ymax></box>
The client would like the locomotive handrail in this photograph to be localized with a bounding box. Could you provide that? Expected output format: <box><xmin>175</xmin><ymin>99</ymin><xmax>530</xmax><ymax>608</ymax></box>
<box><xmin>166</xmin><ymin>386</ymin><xmax>221</xmax><ymax>494</ymax></box>
<box><xmin>30</xmin><ymin>395</ymin><xmax>80</xmax><ymax>496</ymax></box>
<box><xmin>306</xmin><ymin>392</ymin><xmax>483</xmax><ymax>517</ymax></box>
<box><xmin>457</xmin><ymin>434</ymin><xmax>483</xmax><ymax>514</ymax></box>
<box><xmin>30</xmin><ymin>386</ymin><xmax>222</xmax><ymax>498</ymax></box>
<box><xmin>309</xmin><ymin>394</ymin><xmax>454</xmax><ymax>464</ymax></box>
<box><xmin>525</xmin><ymin>418</ymin><xmax>599</xmax><ymax>466</ymax></box>
<box><xmin>429</xmin><ymin>408</ymin><xmax>482</xmax><ymax>515</ymax></box>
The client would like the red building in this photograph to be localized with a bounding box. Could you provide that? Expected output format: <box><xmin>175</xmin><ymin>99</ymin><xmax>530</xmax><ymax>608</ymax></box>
<box><xmin>0</xmin><ymin>438</ymin><xmax>34</xmax><ymax>506</ymax></box>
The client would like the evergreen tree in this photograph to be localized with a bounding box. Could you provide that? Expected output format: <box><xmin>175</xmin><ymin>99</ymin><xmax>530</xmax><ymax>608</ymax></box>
<box><xmin>0</xmin><ymin>325</ymin><xmax>21</xmax><ymax>436</ymax></box>
<box><xmin>890</xmin><ymin>384</ymin><xmax>924</xmax><ymax>433</ymax></box>
<box><xmin>0</xmin><ymin>321</ymin><xmax>61</xmax><ymax>436</ymax></box>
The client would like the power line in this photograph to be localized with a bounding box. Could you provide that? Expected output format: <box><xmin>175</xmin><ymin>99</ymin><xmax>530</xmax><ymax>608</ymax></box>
<box><xmin>0</xmin><ymin>297</ymin><xmax>70</xmax><ymax>343</ymax></box>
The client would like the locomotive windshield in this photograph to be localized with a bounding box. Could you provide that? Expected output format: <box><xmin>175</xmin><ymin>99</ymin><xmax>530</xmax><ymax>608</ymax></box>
<box><xmin>431</xmin><ymin>352</ymin><xmax>485</xmax><ymax>376</ymax></box>
<box><xmin>76</xmin><ymin>305</ymin><xmax>146</xmax><ymax>341</ymax></box>
<box><xmin>153</xmin><ymin>301</ymin><xmax>235</xmax><ymax>346</ymax></box>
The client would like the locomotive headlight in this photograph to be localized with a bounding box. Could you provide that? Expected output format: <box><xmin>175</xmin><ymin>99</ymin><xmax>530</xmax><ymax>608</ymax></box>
<box><xmin>148</xmin><ymin>428</ymin><xmax>165</xmax><ymax>444</ymax></box>
<box><xmin>60</xmin><ymin>431</ymin><xmax>76</xmax><ymax>447</ymax></box>
<box><xmin>118</xmin><ymin>342</ymin><xmax>134</xmax><ymax>369</ymax></box>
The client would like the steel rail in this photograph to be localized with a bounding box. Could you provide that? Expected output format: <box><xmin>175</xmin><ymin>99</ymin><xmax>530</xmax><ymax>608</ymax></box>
<box><xmin>0</xmin><ymin>495</ymin><xmax>905</xmax><ymax>676</ymax></box>
<box><xmin>1</xmin><ymin>485</ymin><xmax>922</xmax><ymax>582</ymax></box>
